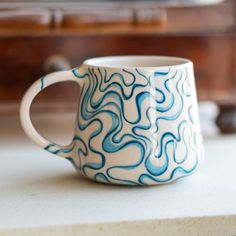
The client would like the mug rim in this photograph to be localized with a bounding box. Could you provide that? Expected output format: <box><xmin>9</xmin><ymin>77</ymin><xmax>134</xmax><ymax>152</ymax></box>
<box><xmin>83</xmin><ymin>55</ymin><xmax>192</xmax><ymax>69</ymax></box>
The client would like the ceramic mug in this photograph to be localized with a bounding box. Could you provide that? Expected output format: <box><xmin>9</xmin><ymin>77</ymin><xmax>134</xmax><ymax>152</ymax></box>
<box><xmin>20</xmin><ymin>56</ymin><xmax>204</xmax><ymax>186</ymax></box>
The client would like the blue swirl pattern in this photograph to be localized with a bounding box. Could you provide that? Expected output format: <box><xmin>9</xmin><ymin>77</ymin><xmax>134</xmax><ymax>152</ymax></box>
<box><xmin>46</xmin><ymin>65</ymin><xmax>203</xmax><ymax>185</ymax></box>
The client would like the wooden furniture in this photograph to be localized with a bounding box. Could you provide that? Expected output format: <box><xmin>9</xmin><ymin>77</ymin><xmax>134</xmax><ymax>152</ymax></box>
<box><xmin>0</xmin><ymin>0</ymin><xmax>235</xmax><ymax>132</ymax></box>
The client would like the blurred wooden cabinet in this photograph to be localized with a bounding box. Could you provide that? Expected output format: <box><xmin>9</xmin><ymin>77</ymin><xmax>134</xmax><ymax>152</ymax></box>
<box><xmin>0</xmin><ymin>0</ymin><xmax>235</xmax><ymax>132</ymax></box>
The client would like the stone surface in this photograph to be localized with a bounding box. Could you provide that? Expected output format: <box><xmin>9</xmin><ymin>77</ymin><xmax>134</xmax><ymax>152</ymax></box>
<box><xmin>0</xmin><ymin>111</ymin><xmax>236</xmax><ymax>235</ymax></box>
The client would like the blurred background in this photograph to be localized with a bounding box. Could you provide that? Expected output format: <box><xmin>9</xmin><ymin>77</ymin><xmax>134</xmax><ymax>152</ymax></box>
<box><xmin>0</xmin><ymin>1</ymin><xmax>236</xmax><ymax>234</ymax></box>
<box><xmin>0</xmin><ymin>0</ymin><xmax>235</xmax><ymax>144</ymax></box>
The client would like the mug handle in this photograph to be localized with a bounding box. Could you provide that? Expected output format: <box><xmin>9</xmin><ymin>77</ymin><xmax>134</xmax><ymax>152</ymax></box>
<box><xmin>19</xmin><ymin>70</ymin><xmax>83</xmax><ymax>158</ymax></box>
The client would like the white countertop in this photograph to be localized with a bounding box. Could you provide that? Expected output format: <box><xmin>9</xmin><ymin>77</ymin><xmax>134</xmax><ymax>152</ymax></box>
<box><xmin>0</xmin><ymin>111</ymin><xmax>236</xmax><ymax>236</ymax></box>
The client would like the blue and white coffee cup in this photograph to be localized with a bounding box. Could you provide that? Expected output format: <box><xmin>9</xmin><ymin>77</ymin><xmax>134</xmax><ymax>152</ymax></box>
<box><xmin>20</xmin><ymin>56</ymin><xmax>204</xmax><ymax>185</ymax></box>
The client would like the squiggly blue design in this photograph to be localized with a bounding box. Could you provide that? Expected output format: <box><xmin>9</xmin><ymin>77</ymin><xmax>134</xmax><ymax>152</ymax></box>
<box><xmin>40</xmin><ymin>76</ymin><xmax>45</xmax><ymax>90</ymax></box>
<box><xmin>45</xmin><ymin>65</ymin><xmax>203</xmax><ymax>185</ymax></box>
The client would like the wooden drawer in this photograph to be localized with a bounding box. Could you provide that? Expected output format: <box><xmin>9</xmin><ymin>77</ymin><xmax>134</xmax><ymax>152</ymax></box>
<box><xmin>0</xmin><ymin>34</ymin><xmax>234</xmax><ymax>103</ymax></box>
<box><xmin>0</xmin><ymin>8</ymin><xmax>51</xmax><ymax>30</ymax></box>
<box><xmin>162</xmin><ymin>0</ymin><xmax>234</xmax><ymax>33</ymax></box>
<box><xmin>57</xmin><ymin>0</ymin><xmax>234</xmax><ymax>33</ymax></box>
<box><xmin>0</xmin><ymin>0</ymin><xmax>233</xmax><ymax>34</ymax></box>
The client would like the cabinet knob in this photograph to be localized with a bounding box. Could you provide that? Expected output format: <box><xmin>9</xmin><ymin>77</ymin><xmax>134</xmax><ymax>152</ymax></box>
<box><xmin>43</xmin><ymin>55</ymin><xmax>71</xmax><ymax>74</ymax></box>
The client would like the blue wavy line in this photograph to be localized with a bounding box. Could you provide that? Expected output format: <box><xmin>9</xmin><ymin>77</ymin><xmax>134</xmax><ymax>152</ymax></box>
<box><xmin>51</xmin><ymin>66</ymin><xmax>202</xmax><ymax>185</ymax></box>
<box><xmin>40</xmin><ymin>76</ymin><xmax>45</xmax><ymax>90</ymax></box>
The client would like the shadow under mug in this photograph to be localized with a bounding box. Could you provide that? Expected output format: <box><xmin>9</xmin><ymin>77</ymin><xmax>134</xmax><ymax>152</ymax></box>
<box><xmin>20</xmin><ymin>56</ymin><xmax>204</xmax><ymax>186</ymax></box>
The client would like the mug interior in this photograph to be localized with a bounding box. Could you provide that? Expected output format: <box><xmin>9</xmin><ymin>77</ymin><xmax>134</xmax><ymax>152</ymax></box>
<box><xmin>83</xmin><ymin>56</ymin><xmax>191</xmax><ymax>69</ymax></box>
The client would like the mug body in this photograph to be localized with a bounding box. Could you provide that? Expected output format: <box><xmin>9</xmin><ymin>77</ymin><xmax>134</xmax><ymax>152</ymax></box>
<box><xmin>69</xmin><ymin>56</ymin><xmax>204</xmax><ymax>185</ymax></box>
